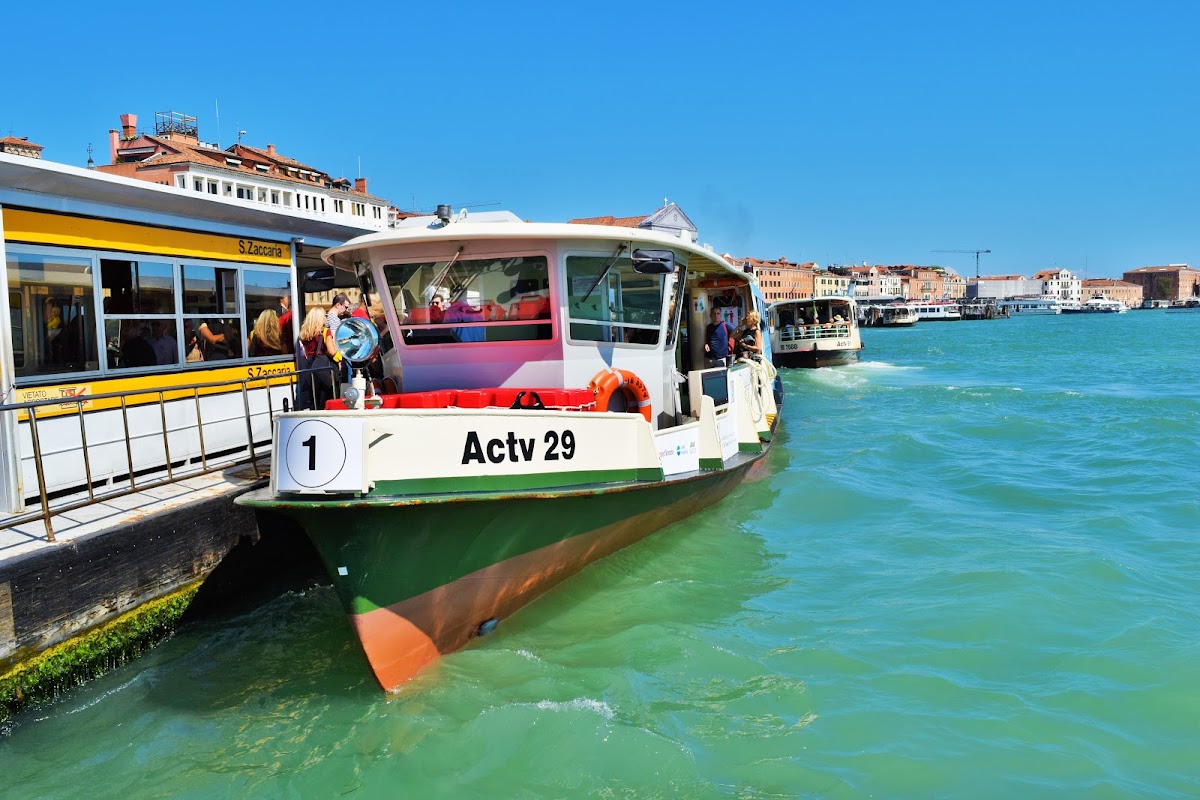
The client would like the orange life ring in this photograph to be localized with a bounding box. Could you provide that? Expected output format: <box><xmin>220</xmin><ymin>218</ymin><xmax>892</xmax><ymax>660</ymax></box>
<box><xmin>588</xmin><ymin>368</ymin><xmax>652</xmax><ymax>424</ymax></box>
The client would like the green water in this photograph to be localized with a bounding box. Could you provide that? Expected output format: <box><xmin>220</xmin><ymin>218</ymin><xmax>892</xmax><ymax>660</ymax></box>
<box><xmin>3</xmin><ymin>311</ymin><xmax>1198</xmax><ymax>798</ymax></box>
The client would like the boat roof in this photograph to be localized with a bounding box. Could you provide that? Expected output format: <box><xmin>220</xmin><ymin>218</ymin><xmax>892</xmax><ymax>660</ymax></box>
<box><xmin>768</xmin><ymin>295</ymin><xmax>857</xmax><ymax>309</ymax></box>
<box><xmin>321</xmin><ymin>213</ymin><xmax>744</xmax><ymax>278</ymax></box>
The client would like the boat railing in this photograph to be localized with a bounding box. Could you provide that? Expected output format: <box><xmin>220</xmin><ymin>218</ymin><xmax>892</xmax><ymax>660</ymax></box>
<box><xmin>779</xmin><ymin>323</ymin><xmax>852</xmax><ymax>342</ymax></box>
<box><xmin>0</xmin><ymin>363</ymin><xmax>340</xmax><ymax>541</ymax></box>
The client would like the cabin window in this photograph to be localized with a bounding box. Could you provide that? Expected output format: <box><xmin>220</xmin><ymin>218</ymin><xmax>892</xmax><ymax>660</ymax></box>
<box><xmin>382</xmin><ymin>255</ymin><xmax>551</xmax><ymax>346</ymax></box>
<box><xmin>565</xmin><ymin>255</ymin><xmax>664</xmax><ymax>346</ymax></box>
<box><xmin>5</xmin><ymin>251</ymin><xmax>100</xmax><ymax>378</ymax></box>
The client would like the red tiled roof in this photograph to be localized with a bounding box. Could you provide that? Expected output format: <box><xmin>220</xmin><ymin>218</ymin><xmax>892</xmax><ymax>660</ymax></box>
<box><xmin>568</xmin><ymin>214</ymin><xmax>650</xmax><ymax>228</ymax></box>
<box><xmin>102</xmin><ymin>134</ymin><xmax>387</xmax><ymax>201</ymax></box>
<box><xmin>1083</xmin><ymin>279</ymin><xmax>1139</xmax><ymax>287</ymax></box>
<box><xmin>0</xmin><ymin>135</ymin><xmax>43</xmax><ymax>149</ymax></box>
<box><xmin>1125</xmin><ymin>264</ymin><xmax>1194</xmax><ymax>273</ymax></box>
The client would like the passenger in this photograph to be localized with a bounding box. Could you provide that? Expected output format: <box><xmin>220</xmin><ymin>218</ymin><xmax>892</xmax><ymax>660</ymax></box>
<box><xmin>351</xmin><ymin>295</ymin><xmax>371</xmax><ymax>320</ymax></box>
<box><xmin>198</xmin><ymin>319</ymin><xmax>236</xmax><ymax>360</ymax></box>
<box><xmin>119</xmin><ymin>323</ymin><xmax>156</xmax><ymax>368</ymax></box>
<box><xmin>248</xmin><ymin>309</ymin><xmax>285</xmax><ymax>357</ymax></box>
<box><xmin>326</xmin><ymin>293</ymin><xmax>352</xmax><ymax>334</ymax></box>
<box><xmin>703</xmin><ymin>307</ymin><xmax>734</xmax><ymax>368</ymax></box>
<box><xmin>734</xmin><ymin>311</ymin><xmax>764</xmax><ymax>359</ymax></box>
<box><xmin>294</xmin><ymin>307</ymin><xmax>340</xmax><ymax>411</ymax></box>
<box><xmin>184</xmin><ymin>322</ymin><xmax>203</xmax><ymax>363</ymax></box>
<box><xmin>430</xmin><ymin>295</ymin><xmax>445</xmax><ymax>323</ymax></box>
<box><xmin>277</xmin><ymin>293</ymin><xmax>292</xmax><ymax>328</ymax></box>
<box><xmin>150</xmin><ymin>320</ymin><xmax>178</xmax><ymax>365</ymax></box>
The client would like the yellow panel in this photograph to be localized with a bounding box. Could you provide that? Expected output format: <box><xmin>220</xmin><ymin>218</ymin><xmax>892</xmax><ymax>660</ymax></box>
<box><xmin>12</xmin><ymin>361</ymin><xmax>297</xmax><ymax>420</ymax></box>
<box><xmin>3</xmin><ymin>209</ymin><xmax>292</xmax><ymax>266</ymax></box>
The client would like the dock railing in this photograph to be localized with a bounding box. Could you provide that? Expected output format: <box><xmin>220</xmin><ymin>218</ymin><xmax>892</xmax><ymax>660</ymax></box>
<box><xmin>0</xmin><ymin>364</ymin><xmax>340</xmax><ymax>542</ymax></box>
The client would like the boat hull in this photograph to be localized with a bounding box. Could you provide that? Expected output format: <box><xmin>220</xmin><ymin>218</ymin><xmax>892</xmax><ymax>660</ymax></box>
<box><xmin>256</xmin><ymin>458</ymin><xmax>763</xmax><ymax>689</ymax></box>
<box><xmin>772</xmin><ymin>347</ymin><xmax>860</xmax><ymax>369</ymax></box>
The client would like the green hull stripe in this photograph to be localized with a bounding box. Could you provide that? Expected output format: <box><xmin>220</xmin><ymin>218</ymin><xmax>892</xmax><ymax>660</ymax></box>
<box><xmin>255</xmin><ymin>459</ymin><xmax>759</xmax><ymax>615</ymax></box>
<box><xmin>739</xmin><ymin>442</ymin><xmax>762</xmax><ymax>453</ymax></box>
<box><xmin>371</xmin><ymin>467</ymin><xmax>665</xmax><ymax>496</ymax></box>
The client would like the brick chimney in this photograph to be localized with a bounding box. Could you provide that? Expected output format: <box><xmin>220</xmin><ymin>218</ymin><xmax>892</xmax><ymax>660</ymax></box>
<box><xmin>109</xmin><ymin>129</ymin><xmax>119</xmax><ymax>164</ymax></box>
<box><xmin>354</xmin><ymin>177</ymin><xmax>368</xmax><ymax>194</ymax></box>
<box><xmin>120</xmin><ymin>113</ymin><xmax>137</xmax><ymax>140</ymax></box>
<box><xmin>266</xmin><ymin>143</ymin><xmax>276</xmax><ymax>155</ymax></box>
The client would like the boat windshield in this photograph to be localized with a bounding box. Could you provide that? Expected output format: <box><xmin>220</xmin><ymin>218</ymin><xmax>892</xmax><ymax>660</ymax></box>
<box><xmin>565</xmin><ymin>255</ymin><xmax>666</xmax><ymax>345</ymax></box>
<box><xmin>382</xmin><ymin>255</ymin><xmax>551</xmax><ymax>345</ymax></box>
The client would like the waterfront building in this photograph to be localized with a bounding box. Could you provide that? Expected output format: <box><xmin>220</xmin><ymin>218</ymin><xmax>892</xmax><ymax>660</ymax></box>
<box><xmin>0</xmin><ymin>136</ymin><xmax>43</xmax><ymax>159</ymax></box>
<box><xmin>1121</xmin><ymin>264</ymin><xmax>1200</xmax><ymax>303</ymax></box>
<box><xmin>942</xmin><ymin>271</ymin><xmax>967</xmax><ymax>300</ymax></box>
<box><xmin>1080</xmin><ymin>279</ymin><xmax>1142</xmax><ymax>308</ymax></box>
<box><xmin>1033</xmin><ymin>268</ymin><xmax>1082</xmax><ymax>305</ymax></box>
<box><xmin>846</xmin><ymin>264</ymin><xmax>904</xmax><ymax>298</ymax></box>
<box><xmin>968</xmin><ymin>275</ymin><xmax>1043</xmax><ymax>300</ymax></box>
<box><xmin>568</xmin><ymin>201</ymin><xmax>699</xmax><ymax>244</ymax></box>
<box><xmin>97</xmin><ymin>111</ymin><xmax>392</xmax><ymax>231</ymax></box>
<box><xmin>726</xmin><ymin>256</ymin><xmax>815</xmax><ymax>302</ymax></box>
<box><xmin>889</xmin><ymin>266</ymin><xmax>944</xmax><ymax>301</ymax></box>
<box><xmin>814</xmin><ymin>269</ymin><xmax>851</xmax><ymax>297</ymax></box>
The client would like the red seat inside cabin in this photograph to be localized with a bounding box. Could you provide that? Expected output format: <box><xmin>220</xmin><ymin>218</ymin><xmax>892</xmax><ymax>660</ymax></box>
<box><xmin>323</xmin><ymin>387</ymin><xmax>594</xmax><ymax>411</ymax></box>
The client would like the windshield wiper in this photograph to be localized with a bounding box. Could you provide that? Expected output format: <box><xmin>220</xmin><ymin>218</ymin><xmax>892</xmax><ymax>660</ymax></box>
<box><xmin>581</xmin><ymin>242</ymin><xmax>628</xmax><ymax>302</ymax></box>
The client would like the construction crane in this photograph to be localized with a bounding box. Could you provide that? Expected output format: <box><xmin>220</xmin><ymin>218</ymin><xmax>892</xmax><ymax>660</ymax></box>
<box><xmin>932</xmin><ymin>249</ymin><xmax>991</xmax><ymax>279</ymax></box>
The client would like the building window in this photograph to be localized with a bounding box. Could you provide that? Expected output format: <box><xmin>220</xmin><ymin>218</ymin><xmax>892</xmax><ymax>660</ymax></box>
<box><xmin>271</xmin><ymin>191</ymin><xmax>280</xmax><ymax>205</ymax></box>
<box><xmin>193</xmin><ymin>178</ymin><xmax>203</xmax><ymax>192</ymax></box>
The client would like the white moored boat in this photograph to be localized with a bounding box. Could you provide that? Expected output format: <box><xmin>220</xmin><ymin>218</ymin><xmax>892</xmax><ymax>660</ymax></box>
<box><xmin>908</xmin><ymin>301</ymin><xmax>962</xmax><ymax>321</ymax></box>
<box><xmin>998</xmin><ymin>296</ymin><xmax>1063</xmax><ymax>315</ymax></box>
<box><xmin>1064</xmin><ymin>296</ymin><xmax>1127</xmax><ymax>314</ymax></box>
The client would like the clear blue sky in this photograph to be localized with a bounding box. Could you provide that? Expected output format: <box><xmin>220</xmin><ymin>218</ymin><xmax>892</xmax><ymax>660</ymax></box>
<box><xmin>3</xmin><ymin>1</ymin><xmax>1196</xmax><ymax>279</ymax></box>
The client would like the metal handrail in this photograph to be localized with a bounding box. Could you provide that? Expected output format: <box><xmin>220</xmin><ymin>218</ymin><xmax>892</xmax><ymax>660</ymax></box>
<box><xmin>0</xmin><ymin>364</ymin><xmax>340</xmax><ymax>541</ymax></box>
<box><xmin>779</xmin><ymin>324</ymin><xmax>852</xmax><ymax>342</ymax></box>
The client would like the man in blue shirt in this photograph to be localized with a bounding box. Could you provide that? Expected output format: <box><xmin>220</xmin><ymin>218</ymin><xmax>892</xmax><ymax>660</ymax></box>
<box><xmin>704</xmin><ymin>307</ymin><xmax>733</xmax><ymax>368</ymax></box>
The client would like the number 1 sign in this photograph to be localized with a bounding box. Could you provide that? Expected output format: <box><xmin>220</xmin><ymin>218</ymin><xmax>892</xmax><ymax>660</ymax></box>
<box><xmin>275</xmin><ymin>417</ymin><xmax>367</xmax><ymax>494</ymax></box>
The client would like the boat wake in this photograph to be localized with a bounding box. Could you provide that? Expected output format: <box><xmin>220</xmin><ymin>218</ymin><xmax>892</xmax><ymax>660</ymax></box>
<box><xmin>531</xmin><ymin>697</ymin><xmax>615</xmax><ymax>720</ymax></box>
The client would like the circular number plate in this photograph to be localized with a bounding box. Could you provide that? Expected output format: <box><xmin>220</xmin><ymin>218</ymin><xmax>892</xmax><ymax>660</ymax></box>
<box><xmin>284</xmin><ymin>419</ymin><xmax>349</xmax><ymax>488</ymax></box>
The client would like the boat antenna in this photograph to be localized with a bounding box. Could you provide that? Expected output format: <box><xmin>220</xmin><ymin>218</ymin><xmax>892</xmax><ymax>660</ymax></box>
<box><xmin>582</xmin><ymin>242</ymin><xmax>628</xmax><ymax>302</ymax></box>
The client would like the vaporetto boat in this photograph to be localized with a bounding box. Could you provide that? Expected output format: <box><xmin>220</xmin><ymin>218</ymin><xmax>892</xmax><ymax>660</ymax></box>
<box><xmin>767</xmin><ymin>296</ymin><xmax>862</xmax><ymax>367</ymax></box>
<box><xmin>1062</xmin><ymin>296</ymin><xmax>1127</xmax><ymax>314</ymax></box>
<box><xmin>237</xmin><ymin>210</ymin><xmax>782</xmax><ymax>690</ymax></box>
<box><xmin>997</xmin><ymin>296</ymin><xmax>1063</xmax><ymax>315</ymax></box>
<box><xmin>908</xmin><ymin>301</ymin><xmax>962</xmax><ymax>321</ymax></box>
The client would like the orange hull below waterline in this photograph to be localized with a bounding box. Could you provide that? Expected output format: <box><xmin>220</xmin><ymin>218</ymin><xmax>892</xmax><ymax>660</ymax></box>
<box><xmin>343</xmin><ymin>472</ymin><xmax>750</xmax><ymax>690</ymax></box>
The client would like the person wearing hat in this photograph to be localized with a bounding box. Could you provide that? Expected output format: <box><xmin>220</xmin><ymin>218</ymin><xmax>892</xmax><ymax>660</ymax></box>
<box><xmin>326</xmin><ymin>293</ymin><xmax>352</xmax><ymax>334</ymax></box>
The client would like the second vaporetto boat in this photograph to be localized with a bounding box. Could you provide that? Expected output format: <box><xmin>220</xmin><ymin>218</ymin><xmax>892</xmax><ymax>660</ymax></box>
<box><xmin>238</xmin><ymin>210</ymin><xmax>781</xmax><ymax>690</ymax></box>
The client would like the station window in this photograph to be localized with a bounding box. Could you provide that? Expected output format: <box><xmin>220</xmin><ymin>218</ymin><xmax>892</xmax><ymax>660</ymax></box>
<box><xmin>383</xmin><ymin>255</ymin><xmax>551</xmax><ymax>346</ymax></box>
<box><xmin>243</xmin><ymin>269</ymin><xmax>293</xmax><ymax>357</ymax></box>
<box><xmin>566</xmin><ymin>254</ymin><xmax>665</xmax><ymax>345</ymax></box>
<box><xmin>182</xmin><ymin>264</ymin><xmax>241</xmax><ymax>361</ymax></box>
<box><xmin>101</xmin><ymin>259</ymin><xmax>175</xmax><ymax>314</ymax></box>
<box><xmin>5</xmin><ymin>251</ymin><xmax>99</xmax><ymax>378</ymax></box>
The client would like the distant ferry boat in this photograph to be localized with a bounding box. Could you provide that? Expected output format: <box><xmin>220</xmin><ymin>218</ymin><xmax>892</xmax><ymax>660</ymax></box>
<box><xmin>908</xmin><ymin>301</ymin><xmax>962</xmax><ymax>321</ymax></box>
<box><xmin>1165</xmin><ymin>298</ymin><xmax>1200</xmax><ymax>313</ymax></box>
<box><xmin>1063</xmin><ymin>297</ymin><xmax>1126</xmax><ymax>314</ymax></box>
<box><xmin>768</xmin><ymin>296</ymin><xmax>862</xmax><ymax>367</ymax></box>
<box><xmin>998</xmin><ymin>297</ymin><xmax>1063</xmax><ymax>315</ymax></box>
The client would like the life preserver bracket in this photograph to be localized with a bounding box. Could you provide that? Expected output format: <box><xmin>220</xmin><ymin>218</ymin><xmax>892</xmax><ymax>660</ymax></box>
<box><xmin>587</xmin><ymin>368</ymin><xmax>652</xmax><ymax>424</ymax></box>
